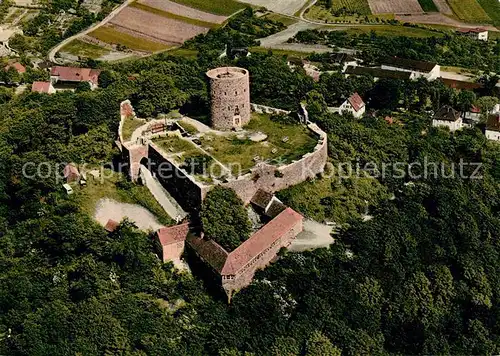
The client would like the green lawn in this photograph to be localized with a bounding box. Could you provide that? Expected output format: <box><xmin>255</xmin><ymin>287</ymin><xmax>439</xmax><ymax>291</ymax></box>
<box><xmin>130</xmin><ymin>2</ymin><xmax>219</xmax><ymax>28</ymax></box>
<box><xmin>476</xmin><ymin>0</ymin><xmax>500</xmax><ymax>26</ymax></box>
<box><xmin>60</xmin><ymin>39</ymin><xmax>110</xmax><ymax>59</ymax></box>
<box><xmin>417</xmin><ymin>0</ymin><xmax>438</xmax><ymax>12</ymax></box>
<box><xmin>262</xmin><ymin>13</ymin><xmax>298</xmax><ymax>27</ymax></box>
<box><xmin>448</xmin><ymin>0</ymin><xmax>491</xmax><ymax>23</ymax></box>
<box><xmin>121</xmin><ymin>117</ymin><xmax>145</xmax><ymax>142</ymax></box>
<box><xmin>153</xmin><ymin>135</ymin><xmax>205</xmax><ymax>162</ymax></box>
<box><xmin>327</xmin><ymin>0</ymin><xmax>372</xmax><ymax>15</ymax></box>
<box><xmin>201</xmin><ymin>113</ymin><xmax>318</xmax><ymax>174</ymax></box>
<box><xmin>89</xmin><ymin>26</ymin><xmax>172</xmax><ymax>52</ymax></box>
<box><xmin>77</xmin><ymin>169</ymin><xmax>174</xmax><ymax>226</ymax></box>
<box><xmin>167</xmin><ymin>0</ymin><xmax>246</xmax><ymax>16</ymax></box>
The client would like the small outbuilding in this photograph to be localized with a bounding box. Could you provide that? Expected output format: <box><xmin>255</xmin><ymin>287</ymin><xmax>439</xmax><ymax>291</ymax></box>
<box><xmin>63</xmin><ymin>163</ymin><xmax>80</xmax><ymax>183</ymax></box>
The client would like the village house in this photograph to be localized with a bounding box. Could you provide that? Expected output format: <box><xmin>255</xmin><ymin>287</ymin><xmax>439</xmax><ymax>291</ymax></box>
<box><xmin>462</xmin><ymin>105</ymin><xmax>481</xmax><ymax>122</ymax></box>
<box><xmin>50</xmin><ymin>66</ymin><xmax>101</xmax><ymax>90</ymax></box>
<box><xmin>458</xmin><ymin>28</ymin><xmax>488</xmax><ymax>41</ymax></box>
<box><xmin>104</xmin><ymin>219</ymin><xmax>119</xmax><ymax>233</ymax></box>
<box><xmin>63</xmin><ymin>163</ymin><xmax>80</xmax><ymax>183</ymax></box>
<box><xmin>31</xmin><ymin>81</ymin><xmax>56</xmax><ymax>94</ymax></box>
<box><xmin>4</xmin><ymin>62</ymin><xmax>26</xmax><ymax>74</ymax></box>
<box><xmin>486</xmin><ymin>114</ymin><xmax>500</xmax><ymax>141</ymax></box>
<box><xmin>432</xmin><ymin>106</ymin><xmax>466</xmax><ymax>132</ymax></box>
<box><xmin>381</xmin><ymin>57</ymin><xmax>440</xmax><ymax>81</ymax></box>
<box><xmin>337</xmin><ymin>92</ymin><xmax>366</xmax><ymax>118</ymax></box>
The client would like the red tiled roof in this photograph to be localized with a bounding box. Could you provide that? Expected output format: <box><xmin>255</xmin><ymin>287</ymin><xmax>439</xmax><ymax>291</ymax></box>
<box><xmin>470</xmin><ymin>105</ymin><xmax>481</xmax><ymax>113</ymax></box>
<box><xmin>5</xmin><ymin>62</ymin><xmax>26</xmax><ymax>74</ymax></box>
<box><xmin>105</xmin><ymin>219</ymin><xmax>119</xmax><ymax>232</ymax></box>
<box><xmin>50</xmin><ymin>66</ymin><xmax>100</xmax><ymax>84</ymax></box>
<box><xmin>384</xmin><ymin>116</ymin><xmax>394</xmax><ymax>124</ymax></box>
<box><xmin>31</xmin><ymin>81</ymin><xmax>52</xmax><ymax>93</ymax></box>
<box><xmin>458</xmin><ymin>27</ymin><xmax>487</xmax><ymax>33</ymax></box>
<box><xmin>63</xmin><ymin>164</ymin><xmax>79</xmax><ymax>178</ymax></box>
<box><xmin>157</xmin><ymin>223</ymin><xmax>189</xmax><ymax>246</ymax></box>
<box><xmin>221</xmin><ymin>208</ymin><xmax>303</xmax><ymax>275</ymax></box>
<box><xmin>348</xmin><ymin>92</ymin><xmax>365</xmax><ymax>112</ymax></box>
<box><xmin>120</xmin><ymin>101</ymin><xmax>135</xmax><ymax>118</ymax></box>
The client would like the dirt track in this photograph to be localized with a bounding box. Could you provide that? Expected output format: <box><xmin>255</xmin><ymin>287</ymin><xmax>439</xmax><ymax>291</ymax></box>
<box><xmin>94</xmin><ymin>198</ymin><xmax>163</xmax><ymax>231</ymax></box>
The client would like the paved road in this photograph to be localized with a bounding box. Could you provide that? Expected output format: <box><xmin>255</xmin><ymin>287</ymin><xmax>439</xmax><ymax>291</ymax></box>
<box><xmin>47</xmin><ymin>0</ymin><xmax>135</xmax><ymax>63</ymax></box>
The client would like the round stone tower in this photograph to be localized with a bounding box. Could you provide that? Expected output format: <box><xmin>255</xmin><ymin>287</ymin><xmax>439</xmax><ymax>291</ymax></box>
<box><xmin>207</xmin><ymin>67</ymin><xmax>251</xmax><ymax>130</ymax></box>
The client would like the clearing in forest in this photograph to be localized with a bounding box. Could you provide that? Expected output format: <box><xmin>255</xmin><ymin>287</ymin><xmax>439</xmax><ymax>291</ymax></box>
<box><xmin>368</xmin><ymin>0</ymin><xmax>423</xmax><ymax>14</ymax></box>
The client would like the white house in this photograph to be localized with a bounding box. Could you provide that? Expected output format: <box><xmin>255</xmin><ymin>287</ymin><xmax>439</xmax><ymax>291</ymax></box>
<box><xmin>381</xmin><ymin>57</ymin><xmax>440</xmax><ymax>81</ymax></box>
<box><xmin>338</xmin><ymin>92</ymin><xmax>366</xmax><ymax>118</ymax></box>
<box><xmin>486</xmin><ymin>115</ymin><xmax>500</xmax><ymax>141</ymax></box>
<box><xmin>491</xmin><ymin>104</ymin><xmax>500</xmax><ymax>115</ymax></box>
<box><xmin>462</xmin><ymin>105</ymin><xmax>481</xmax><ymax>122</ymax></box>
<box><xmin>458</xmin><ymin>28</ymin><xmax>488</xmax><ymax>41</ymax></box>
<box><xmin>432</xmin><ymin>106</ymin><xmax>464</xmax><ymax>132</ymax></box>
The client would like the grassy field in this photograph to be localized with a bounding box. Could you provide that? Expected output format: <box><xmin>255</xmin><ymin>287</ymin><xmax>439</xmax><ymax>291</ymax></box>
<box><xmin>153</xmin><ymin>135</ymin><xmax>205</xmax><ymax>162</ymax></box>
<box><xmin>61</xmin><ymin>39</ymin><xmax>110</xmax><ymax>59</ymax></box>
<box><xmin>202</xmin><ymin>113</ymin><xmax>317</xmax><ymax>174</ymax></box>
<box><xmin>168</xmin><ymin>0</ymin><xmax>246</xmax><ymax>16</ymax></box>
<box><xmin>343</xmin><ymin>25</ymin><xmax>444</xmax><ymax>38</ymax></box>
<box><xmin>447</xmin><ymin>0</ymin><xmax>491</xmax><ymax>23</ymax></box>
<box><xmin>77</xmin><ymin>169</ymin><xmax>174</xmax><ymax>226</ymax></box>
<box><xmin>165</xmin><ymin>48</ymin><xmax>199</xmax><ymax>57</ymax></box>
<box><xmin>327</xmin><ymin>0</ymin><xmax>372</xmax><ymax>15</ymax></box>
<box><xmin>89</xmin><ymin>26</ymin><xmax>172</xmax><ymax>52</ymax></box>
<box><xmin>130</xmin><ymin>2</ymin><xmax>219</xmax><ymax>28</ymax></box>
<box><xmin>121</xmin><ymin>117</ymin><xmax>145</xmax><ymax>142</ymax></box>
<box><xmin>476</xmin><ymin>0</ymin><xmax>500</xmax><ymax>25</ymax></box>
<box><xmin>417</xmin><ymin>0</ymin><xmax>438</xmax><ymax>12</ymax></box>
<box><xmin>306</xmin><ymin>4</ymin><xmax>393</xmax><ymax>22</ymax></box>
<box><xmin>262</xmin><ymin>12</ymin><xmax>298</xmax><ymax>26</ymax></box>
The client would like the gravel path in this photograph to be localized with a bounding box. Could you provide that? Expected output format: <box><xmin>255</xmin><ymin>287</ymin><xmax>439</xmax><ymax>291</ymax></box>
<box><xmin>289</xmin><ymin>219</ymin><xmax>334</xmax><ymax>252</ymax></box>
<box><xmin>94</xmin><ymin>198</ymin><xmax>163</xmax><ymax>231</ymax></box>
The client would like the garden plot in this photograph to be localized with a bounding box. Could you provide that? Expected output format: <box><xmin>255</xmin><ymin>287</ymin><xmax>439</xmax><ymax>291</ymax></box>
<box><xmin>368</xmin><ymin>0</ymin><xmax>423</xmax><ymax>13</ymax></box>
<box><xmin>138</xmin><ymin>0</ymin><xmax>228</xmax><ymax>24</ymax></box>
<box><xmin>108</xmin><ymin>6</ymin><xmax>210</xmax><ymax>44</ymax></box>
<box><xmin>239</xmin><ymin>0</ymin><xmax>309</xmax><ymax>15</ymax></box>
<box><xmin>432</xmin><ymin>0</ymin><xmax>452</xmax><ymax>14</ymax></box>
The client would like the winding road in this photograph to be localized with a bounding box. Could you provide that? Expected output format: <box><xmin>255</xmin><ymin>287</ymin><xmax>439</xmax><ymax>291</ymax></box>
<box><xmin>47</xmin><ymin>0</ymin><xmax>135</xmax><ymax>63</ymax></box>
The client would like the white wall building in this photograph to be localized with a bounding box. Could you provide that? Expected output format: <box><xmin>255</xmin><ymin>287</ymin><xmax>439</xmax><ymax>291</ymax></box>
<box><xmin>486</xmin><ymin>115</ymin><xmax>500</xmax><ymax>141</ymax></box>
<box><xmin>432</xmin><ymin>106</ymin><xmax>465</xmax><ymax>132</ymax></box>
<box><xmin>458</xmin><ymin>28</ymin><xmax>488</xmax><ymax>41</ymax></box>
<box><xmin>339</xmin><ymin>93</ymin><xmax>366</xmax><ymax>118</ymax></box>
<box><xmin>381</xmin><ymin>57</ymin><xmax>440</xmax><ymax>81</ymax></box>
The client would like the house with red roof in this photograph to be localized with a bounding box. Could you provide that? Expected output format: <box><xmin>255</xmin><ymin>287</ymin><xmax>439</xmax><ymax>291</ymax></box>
<box><xmin>31</xmin><ymin>81</ymin><xmax>55</xmax><ymax>94</ymax></box>
<box><xmin>63</xmin><ymin>163</ymin><xmax>80</xmax><ymax>183</ymax></box>
<box><xmin>458</xmin><ymin>28</ymin><xmax>488</xmax><ymax>41</ymax></box>
<box><xmin>462</xmin><ymin>105</ymin><xmax>481</xmax><ymax>122</ymax></box>
<box><xmin>50</xmin><ymin>66</ymin><xmax>101</xmax><ymax>90</ymax></box>
<box><xmin>155</xmin><ymin>223</ymin><xmax>190</xmax><ymax>262</ymax></box>
<box><xmin>339</xmin><ymin>92</ymin><xmax>366</xmax><ymax>118</ymax></box>
<box><xmin>4</xmin><ymin>62</ymin><xmax>26</xmax><ymax>74</ymax></box>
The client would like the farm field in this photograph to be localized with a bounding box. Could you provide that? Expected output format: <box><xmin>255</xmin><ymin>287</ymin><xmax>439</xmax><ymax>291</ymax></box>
<box><xmin>108</xmin><ymin>6</ymin><xmax>210</xmax><ymax>45</ymax></box>
<box><xmin>240</xmin><ymin>0</ymin><xmax>310</xmax><ymax>16</ymax></box>
<box><xmin>476</xmin><ymin>0</ymin><xmax>500</xmax><ymax>25</ymax></box>
<box><xmin>327</xmin><ymin>0</ymin><xmax>372</xmax><ymax>15</ymax></box>
<box><xmin>395</xmin><ymin>13</ymin><xmax>497</xmax><ymax>30</ymax></box>
<box><xmin>417</xmin><ymin>0</ymin><xmax>438</xmax><ymax>12</ymax></box>
<box><xmin>168</xmin><ymin>0</ymin><xmax>246</xmax><ymax>16</ymax></box>
<box><xmin>130</xmin><ymin>2</ymin><xmax>219</xmax><ymax>28</ymax></box>
<box><xmin>432</xmin><ymin>0</ymin><xmax>452</xmax><ymax>14</ymax></box>
<box><xmin>368</xmin><ymin>0</ymin><xmax>423</xmax><ymax>14</ymax></box>
<box><xmin>137</xmin><ymin>0</ymin><xmax>227</xmax><ymax>24</ymax></box>
<box><xmin>344</xmin><ymin>24</ymin><xmax>444</xmax><ymax>37</ymax></box>
<box><xmin>89</xmin><ymin>26</ymin><xmax>172</xmax><ymax>52</ymax></box>
<box><xmin>447</xmin><ymin>0</ymin><xmax>490</xmax><ymax>23</ymax></box>
<box><xmin>261</xmin><ymin>12</ymin><xmax>298</xmax><ymax>26</ymax></box>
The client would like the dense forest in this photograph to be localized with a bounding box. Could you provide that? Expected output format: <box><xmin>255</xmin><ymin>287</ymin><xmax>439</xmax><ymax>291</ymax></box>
<box><xmin>0</xmin><ymin>20</ymin><xmax>500</xmax><ymax>355</ymax></box>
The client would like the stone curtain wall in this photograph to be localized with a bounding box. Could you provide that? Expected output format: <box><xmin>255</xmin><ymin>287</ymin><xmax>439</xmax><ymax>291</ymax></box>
<box><xmin>221</xmin><ymin>123</ymin><xmax>328</xmax><ymax>204</ymax></box>
<box><xmin>207</xmin><ymin>67</ymin><xmax>251</xmax><ymax>130</ymax></box>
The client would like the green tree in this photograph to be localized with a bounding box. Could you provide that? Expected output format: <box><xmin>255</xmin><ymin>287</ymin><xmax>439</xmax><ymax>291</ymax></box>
<box><xmin>201</xmin><ymin>186</ymin><xmax>252</xmax><ymax>251</ymax></box>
